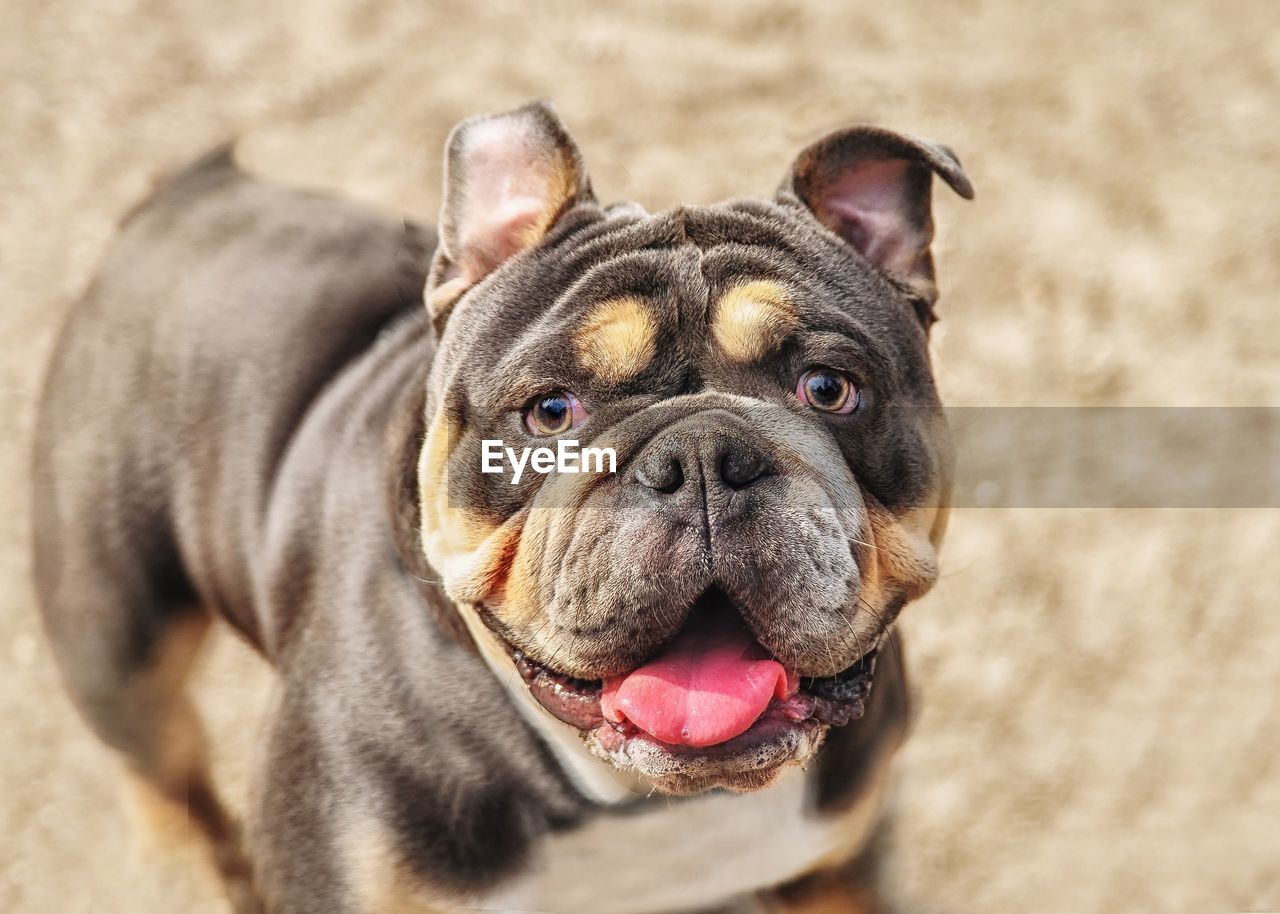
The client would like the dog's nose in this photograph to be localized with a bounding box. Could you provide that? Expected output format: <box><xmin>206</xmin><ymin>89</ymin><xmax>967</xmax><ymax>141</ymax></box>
<box><xmin>718</xmin><ymin>445</ymin><xmax>769</xmax><ymax>490</ymax></box>
<box><xmin>635</xmin><ymin>450</ymin><xmax>685</xmax><ymax>494</ymax></box>
<box><xmin>634</xmin><ymin>424</ymin><xmax>773</xmax><ymax>499</ymax></box>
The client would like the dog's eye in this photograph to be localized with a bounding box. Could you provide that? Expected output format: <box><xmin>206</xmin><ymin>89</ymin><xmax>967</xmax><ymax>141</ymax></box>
<box><xmin>524</xmin><ymin>392</ymin><xmax>588</xmax><ymax>436</ymax></box>
<box><xmin>796</xmin><ymin>368</ymin><xmax>858</xmax><ymax>414</ymax></box>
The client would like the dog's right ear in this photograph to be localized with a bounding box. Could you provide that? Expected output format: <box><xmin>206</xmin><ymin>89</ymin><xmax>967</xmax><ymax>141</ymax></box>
<box><xmin>779</xmin><ymin>125</ymin><xmax>973</xmax><ymax>325</ymax></box>
<box><xmin>426</xmin><ymin>101</ymin><xmax>594</xmax><ymax>334</ymax></box>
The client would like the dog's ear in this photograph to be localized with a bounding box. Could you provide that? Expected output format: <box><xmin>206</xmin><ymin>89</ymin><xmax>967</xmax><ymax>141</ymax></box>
<box><xmin>426</xmin><ymin>100</ymin><xmax>594</xmax><ymax>333</ymax></box>
<box><xmin>780</xmin><ymin>125</ymin><xmax>973</xmax><ymax>323</ymax></box>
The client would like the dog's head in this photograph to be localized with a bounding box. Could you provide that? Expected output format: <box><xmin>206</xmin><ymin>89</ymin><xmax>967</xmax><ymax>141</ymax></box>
<box><xmin>417</xmin><ymin>102</ymin><xmax>971</xmax><ymax>794</ymax></box>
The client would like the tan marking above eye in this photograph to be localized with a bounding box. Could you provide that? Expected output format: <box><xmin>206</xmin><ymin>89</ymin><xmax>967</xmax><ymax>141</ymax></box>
<box><xmin>711</xmin><ymin>280</ymin><xmax>798</xmax><ymax>362</ymax></box>
<box><xmin>574</xmin><ymin>296</ymin><xmax>658</xmax><ymax>382</ymax></box>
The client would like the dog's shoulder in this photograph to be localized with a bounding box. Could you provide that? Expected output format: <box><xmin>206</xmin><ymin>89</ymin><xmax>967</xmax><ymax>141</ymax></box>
<box><xmin>42</xmin><ymin>150</ymin><xmax>439</xmax><ymax>648</ymax></box>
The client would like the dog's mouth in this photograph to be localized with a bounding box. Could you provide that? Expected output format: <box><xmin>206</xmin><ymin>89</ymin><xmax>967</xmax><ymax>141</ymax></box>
<box><xmin>506</xmin><ymin>589</ymin><xmax>879</xmax><ymax>790</ymax></box>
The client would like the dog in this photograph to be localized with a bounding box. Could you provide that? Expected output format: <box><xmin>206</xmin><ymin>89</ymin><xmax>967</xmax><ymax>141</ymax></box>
<box><xmin>32</xmin><ymin>101</ymin><xmax>971</xmax><ymax>913</ymax></box>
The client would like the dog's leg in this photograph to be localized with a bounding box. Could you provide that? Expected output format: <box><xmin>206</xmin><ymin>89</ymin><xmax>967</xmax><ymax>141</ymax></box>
<box><xmin>757</xmin><ymin>836</ymin><xmax>889</xmax><ymax>914</ymax></box>
<box><xmin>34</xmin><ymin>555</ymin><xmax>259</xmax><ymax>912</ymax></box>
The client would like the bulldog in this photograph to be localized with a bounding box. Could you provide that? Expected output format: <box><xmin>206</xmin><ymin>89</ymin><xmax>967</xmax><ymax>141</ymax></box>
<box><xmin>32</xmin><ymin>101</ymin><xmax>971</xmax><ymax>913</ymax></box>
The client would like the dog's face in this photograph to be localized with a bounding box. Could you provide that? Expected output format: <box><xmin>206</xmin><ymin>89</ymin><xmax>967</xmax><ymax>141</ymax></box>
<box><xmin>418</xmin><ymin>103</ymin><xmax>971</xmax><ymax>794</ymax></box>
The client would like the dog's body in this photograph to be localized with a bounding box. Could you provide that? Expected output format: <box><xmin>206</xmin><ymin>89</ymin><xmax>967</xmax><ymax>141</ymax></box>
<box><xmin>33</xmin><ymin>105</ymin><xmax>968</xmax><ymax>913</ymax></box>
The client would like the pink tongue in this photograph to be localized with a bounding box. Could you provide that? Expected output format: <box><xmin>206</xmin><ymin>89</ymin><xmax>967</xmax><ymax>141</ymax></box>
<box><xmin>601</xmin><ymin>612</ymin><xmax>797</xmax><ymax>748</ymax></box>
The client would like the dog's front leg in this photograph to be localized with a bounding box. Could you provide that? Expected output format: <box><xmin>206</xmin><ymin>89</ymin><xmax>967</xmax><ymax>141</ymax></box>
<box><xmin>758</xmin><ymin>848</ymin><xmax>887</xmax><ymax>914</ymax></box>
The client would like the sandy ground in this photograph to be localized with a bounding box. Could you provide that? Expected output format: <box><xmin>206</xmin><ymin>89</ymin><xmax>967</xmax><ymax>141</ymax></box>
<box><xmin>2</xmin><ymin>2</ymin><xmax>1278</xmax><ymax>912</ymax></box>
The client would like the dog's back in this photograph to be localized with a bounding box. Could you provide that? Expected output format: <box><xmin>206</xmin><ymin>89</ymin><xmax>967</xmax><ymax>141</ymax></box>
<box><xmin>30</xmin><ymin>149</ymin><xmax>432</xmax><ymax>906</ymax></box>
<box><xmin>35</xmin><ymin>148</ymin><xmax>432</xmax><ymax>640</ymax></box>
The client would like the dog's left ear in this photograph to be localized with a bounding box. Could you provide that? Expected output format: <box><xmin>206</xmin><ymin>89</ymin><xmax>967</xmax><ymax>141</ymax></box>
<box><xmin>779</xmin><ymin>125</ymin><xmax>973</xmax><ymax>323</ymax></box>
<box><xmin>426</xmin><ymin>100</ymin><xmax>594</xmax><ymax>333</ymax></box>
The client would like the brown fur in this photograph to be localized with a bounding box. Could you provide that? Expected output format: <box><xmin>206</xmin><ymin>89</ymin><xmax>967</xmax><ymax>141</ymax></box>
<box><xmin>32</xmin><ymin>103</ymin><xmax>970</xmax><ymax>912</ymax></box>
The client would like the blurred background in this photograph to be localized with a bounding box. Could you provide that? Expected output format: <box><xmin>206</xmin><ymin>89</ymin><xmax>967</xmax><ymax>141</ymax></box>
<box><xmin>2</xmin><ymin>1</ymin><xmax>1277</xmax><ymax>912</ymax></box>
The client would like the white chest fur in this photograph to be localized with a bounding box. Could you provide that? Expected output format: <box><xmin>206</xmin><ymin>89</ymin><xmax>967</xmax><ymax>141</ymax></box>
<box><xmin>471</xmin><ymin>764</ymin><xmax>889</xmax><ymax>914</ymax></box>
